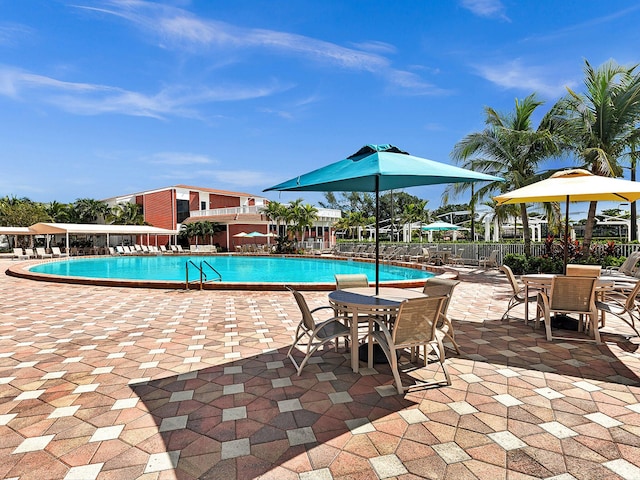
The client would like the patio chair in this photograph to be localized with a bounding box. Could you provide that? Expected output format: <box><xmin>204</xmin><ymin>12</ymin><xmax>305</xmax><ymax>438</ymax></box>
<box><xmin>479</xmin><ymin>250</ymin><xmax>499</xmax><ymax>269</ymax></box>
<box><xmin>334</xmin><ymin>274</ymin><xmax>369</xmax><ymax>289</ymax></box>
<box><xmin>23</xmin><ymin>248</ymin><xmax>36</xmax><ymax>258</ymax></box>
<box><xmin>35</xmin><ymin>247</ymin><xmax>52</xmax><ymax>259</ymax></box>
<box><xmin>286</xmin><ymin>287</ymin><xmax>351</xmax><ymax>375</ymax></box>
<box><xmin>565</xmin><ymin>264</ymin><xmax>601</xmax><ymax>277</ymax></box>
<box><xmin>500</xmin><ymin>265</ymin><xmax>538</xmax><ymax>323</ymax></box>
<box><xmin>370</xmin><ymin>296</ymin><xmax>450</xmax><ymax>394</ymax></box>
<box><xmin>422</xmin><ymin>277</ymin><xmax>461</xmax><ymax>354</ymax></box>
<box><xmin>536</xmin><ymin>275</ymin><xmax>601</xmax><ymax>344</ymax></box>
<box><xmin>595</xmin><ymin>278</ymin><xmax>640</xmax><ymax>337</ymax></box>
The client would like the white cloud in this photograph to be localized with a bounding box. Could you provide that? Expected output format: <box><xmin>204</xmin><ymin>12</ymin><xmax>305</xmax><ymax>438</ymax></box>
<box><xmin>147</xmin><ymin>152</ymin><xmax>214</xmax><ymax>166</ymax></box>
<box><xmin>475</xmin><ymin>60</ymin><xmax>576</xmax><ymax>98</ymax></box>
<box><xmin>0</xmin><ymin>66</ymin><xmax>285</xmax><ymax>118</ymax></box>
<box><xmin>76</xmin><ymin>0</ymin><xmax>441</xmax><ymax>95</ymax></box>
<box><xmin>461</xmin><ymin>0</ymin><xmax>509</xmax><ymax>21</ymax></box>
<box><xmin>197</xmin><ymin>169</ymin><xmax>280</xmax><ymax>189</ymax></box>
<box><xmin>0</xmin><ymin>22</ymin><xmax>34</xmax><ymax>46</ymax></box>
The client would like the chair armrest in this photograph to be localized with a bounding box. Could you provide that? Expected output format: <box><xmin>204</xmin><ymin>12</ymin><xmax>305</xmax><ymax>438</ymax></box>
<box><xmin>369</xmin><ymin>316</ymin><xmax>393</xmax><ymax>345</ymax></box>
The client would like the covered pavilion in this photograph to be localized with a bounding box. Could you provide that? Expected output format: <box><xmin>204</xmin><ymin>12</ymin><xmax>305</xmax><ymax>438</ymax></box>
<box><xmin>26</xmin><ymin>223</ymin><xmax>179</xmax><ymax>251</ymax></box>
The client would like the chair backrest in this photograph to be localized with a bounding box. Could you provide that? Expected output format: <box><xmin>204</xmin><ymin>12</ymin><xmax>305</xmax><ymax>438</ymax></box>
<box><xmin>24</xmin><ymin>248</ymin><xmax>34</xmax><ymax>255</ymax></box>
<box><xmin>36</xmin><ymin>247</ymin><xmax>46</xmax><ymax>254</ymax></box>
<box><xmin>549</xmin><ymin>276</ymin><xmax>597</xmax><ymax>314</ymax></box>
<box><xmin>620</xmin><ymin>251</ymin><xmax>640</xmax><ymax>275</ymax></box>
<box><xmin>335</xmin><ymin>274</ymin><xmax>369</xmax><ymax>289</ymax></box>
<box><xmin>422</xmin><ymin>277</ymin><xmax>460</xmax><ymax>314</ymax></box>
<box><xmin>51</xmin><ymin>247</ymin><xmax>61</xmax><ymax>254</ymax></box>
<box><xmin>565</xmin><ymin>264</ymin><xmax>601</xmax><ymax>277</ymax></box>
<box><xmin>499</xmin><ymin>265</ymin><xmax>521</xmax><ymax>295</ymax></box>
<box><xmin>392</xmin><ymin>296</ymin><xmax>446</xmax><ymax>347</ymax></box>
<box><xmin>286</xmin><ymin>286</ymin><xmax>316</xmax><ymax>331</ymax></box>
<box><xmin>13</xmin><ymin>248</ymin><xmax>22</xmax><ymax>255</ymax></box>
<box><xmin>622</xmin><ymin>280</ymin><xmax>640</xmax><ymax>311</ymax></box>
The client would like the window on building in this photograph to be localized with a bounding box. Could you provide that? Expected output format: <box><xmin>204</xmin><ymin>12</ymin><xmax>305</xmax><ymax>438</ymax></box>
<box><xmin>177</xmin><ymin>199</ymin><xmax>190</xmax><ymax>223</ymax></box>
<box><xmin>200</xmin><ymin>201</ymin><xmax>207</xmax><ymax>211</ymax></box>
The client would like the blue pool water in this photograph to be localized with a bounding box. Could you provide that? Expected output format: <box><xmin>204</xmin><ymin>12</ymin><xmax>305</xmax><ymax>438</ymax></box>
<box><xmin>29</xmin><ymin>255</ymin><xmax>434</xmax><ymax>284</ymax></box>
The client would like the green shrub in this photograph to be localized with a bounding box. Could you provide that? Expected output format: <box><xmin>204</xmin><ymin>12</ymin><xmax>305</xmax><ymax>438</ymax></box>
<box><xmin>503</xmin><ymin>254</ymin><xmax>528</xmax><ymax>275</ymax></box>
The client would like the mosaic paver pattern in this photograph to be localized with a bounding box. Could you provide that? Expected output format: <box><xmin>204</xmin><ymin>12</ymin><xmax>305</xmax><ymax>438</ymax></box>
<box><xmin>0</xmin><ymin>258</ymin><xmax>639</xmax><ymax>479</ymax></box>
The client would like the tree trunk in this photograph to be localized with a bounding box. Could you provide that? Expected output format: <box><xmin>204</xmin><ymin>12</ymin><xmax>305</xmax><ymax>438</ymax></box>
<box><xmin>582</xmin><ymin>201</ymin><xmax>598</xmax><ymax>253</ymax></box>
<box><xmin>632</xmin><ymin>165</ymin><xmax>637</xmax><ymax>241</ymax></box>
<box><xmin>520</xmin><ymin>203</ymin><xmax>531</xmax><ymax>257</ymax></box>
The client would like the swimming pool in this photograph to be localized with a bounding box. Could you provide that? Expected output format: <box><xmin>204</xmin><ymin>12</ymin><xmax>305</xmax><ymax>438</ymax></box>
<box><xmin>23</xmin><ymin>255</ymin><xmax>435</xmax><ymax>290</ymax></box>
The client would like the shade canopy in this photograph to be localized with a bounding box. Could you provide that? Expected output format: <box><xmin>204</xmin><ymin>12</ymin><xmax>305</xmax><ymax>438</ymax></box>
<box><xmin>233</xmin><ymin>231</ymin><xmax>248</xmax><ymax>237</ymax></box>
<box><xmin>266</xmin><ymin>144</ymin><xmax>502</xmax><ymax>193</ymax></box>
<box><xmin>494</xmin><ymin>169</ymin><xmax>640</xmax><ymax>205</ymax></box>
<box><xmin>422</xmin><ymin>221</ymin><xmax>460</xmax><ymax>231</ymax></box>
<box><xmin>28</xmin><ymin>223</ymin><xmax>178</xmax><ymax>235</ymax></box>
<box><xmin>494</xmin><ymin>169</ymin><xmax>640</xmax><ymax>272</ymax></box>
<box><xmin>245</xmin><ymin>231</ymin><xmax>266</xmax><ymax>237</ymax></box>
<box><xmin>265</xmin><ymin>144</ymin><xmax>502</xmax><ymax>291</ymax></box>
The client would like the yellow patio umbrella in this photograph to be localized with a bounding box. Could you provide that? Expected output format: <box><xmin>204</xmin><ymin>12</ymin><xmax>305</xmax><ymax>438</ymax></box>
<box><xmin>494</xmin><ymin>169</ymin><xmax>640</xmax><ymax>271</ymax></box>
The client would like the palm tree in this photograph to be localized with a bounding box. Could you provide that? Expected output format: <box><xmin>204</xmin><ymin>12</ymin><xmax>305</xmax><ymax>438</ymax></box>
<box><xmin>180</xmin><ymin>222</ymin><xmax>203</xmax><ymax>247</ymax></box>
<box><xmin>284</xmin><ymin>198</ymin><xmax>304</xmax><ymax>239</ymax></box>
<box><xmin>261</xmin><ymin>201</ymin><xmax>287</xmax><ymax>237</ymax></box>
<box><xmin>106</xmin><ymin>203</ymin><xmax>145</xmax><ymax>225</ymax></box>
<box><xmin>544</xmin><ymin>60</ymin><xmax>640</xmax><ymax>252</ymax></box>
<box><xmin>72</xmin><ymin>198</ymin><xmax>110</xmax><ymax>224</ymax></box>
<box><xmin>295</xmin><ymin>204</ymin><xmax>319</xmax><ymax>242</ymax></box>
<box><xmin>45</xmin><ymin>201</ymin><xmax>72</xmax><ymax>223</ymax></box>
<box><xmin>447</xmin><ymin>93</ymin><xmax>560</xmax><ymax>256</ymax></box>
<box><xmin>400</xmin><ymin>200</ymin><xmax>429</xmax><ymax>242</ymax></box>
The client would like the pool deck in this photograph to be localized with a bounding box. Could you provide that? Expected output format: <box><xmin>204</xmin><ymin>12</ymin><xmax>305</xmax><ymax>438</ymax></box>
<box><xmin>1</xmin><ymin>258</ymin><xmax>640</xmax><ymax>479</ymax></box>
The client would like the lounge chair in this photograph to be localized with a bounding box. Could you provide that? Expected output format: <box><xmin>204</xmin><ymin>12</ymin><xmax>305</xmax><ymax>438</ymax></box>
<box><xmin>286</xmin><ymin>287</ymin><xmax>350</xmax><ymax>375</ymax></box>
<box><xmin>409</xmin><ymin>247</ymin><xmax>431</xmax><ymax>263</ymax></box>
<box><xmin>35</xmin><ymin>247</ymin><xmax>52</xmax><ymax>259</ymax></box>
<box><xmin>604</xmin><ymin>251</ymin><xmax>640</xmax><ymax>278</ymax></box>
<box><xmin>51</xmin><ymin>247</ymin><xmax>68</xmax><ymax>257</ymax></box>
<box><xmin>370</xmin><ymin>296</ymin><xmax>451</xmax><ymax>394</ymax></box>
<box><xmin>13</xmin><ymin>248</ymin><xmax>28</xmax><ymax>260</ymax></box>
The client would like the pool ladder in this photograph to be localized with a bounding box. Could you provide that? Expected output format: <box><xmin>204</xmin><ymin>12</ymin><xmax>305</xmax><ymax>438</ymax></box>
<box><xmin>185</xmin><ymin>260</ymin><xmax>222</xmax><ymax>290</ymax></box>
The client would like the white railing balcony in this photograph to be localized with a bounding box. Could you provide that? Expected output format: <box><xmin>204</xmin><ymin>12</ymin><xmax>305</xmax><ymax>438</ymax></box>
<box><xmin>190</xmin><ymin>206</ymin><xmax>262</xmax><ymax>217</ymax></box>
<box><xmin>190</xmin><ymin>206</ymin><xmax>342</xmax><ymax>220</ymax></box>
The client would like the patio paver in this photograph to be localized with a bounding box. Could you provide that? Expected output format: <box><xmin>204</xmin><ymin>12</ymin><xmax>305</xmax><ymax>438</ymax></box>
<box><xmin>0</xmin><ymin>259</ymin><xmax>639</xmax><ymax>479</ymax></box>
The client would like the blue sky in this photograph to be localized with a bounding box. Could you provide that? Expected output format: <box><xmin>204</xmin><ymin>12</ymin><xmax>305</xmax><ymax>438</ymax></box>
<box><xmin>2</xmin><ymin>0</ymin><xmax>639</xmax><ymax>213</ymax></box>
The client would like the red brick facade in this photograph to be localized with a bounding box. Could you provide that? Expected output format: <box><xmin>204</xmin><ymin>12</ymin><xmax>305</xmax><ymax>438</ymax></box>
<box><xmin>209</xmin><ymin>193</ymin><xmax>239</xmax><ymax>209</ymax></box>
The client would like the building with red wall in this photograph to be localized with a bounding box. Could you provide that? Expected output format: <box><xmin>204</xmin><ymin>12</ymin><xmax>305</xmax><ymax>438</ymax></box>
<box><xmin>103</xmin><ymin>185</ymin><xmax>340</xmax><ymax>251</ymax></box>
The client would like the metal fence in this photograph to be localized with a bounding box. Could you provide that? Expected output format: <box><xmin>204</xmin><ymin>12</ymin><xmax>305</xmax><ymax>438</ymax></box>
<box><xmin>335</xmin><ymin>241</ymin><xmax>639</xmax><ymax>265</ymax></box>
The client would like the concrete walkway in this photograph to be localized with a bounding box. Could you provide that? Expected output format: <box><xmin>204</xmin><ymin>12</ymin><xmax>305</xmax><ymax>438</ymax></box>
<box><xmin>0</xmin><ymin>260</ymin><xmax>639</xmax><ymax>479</ymax></box>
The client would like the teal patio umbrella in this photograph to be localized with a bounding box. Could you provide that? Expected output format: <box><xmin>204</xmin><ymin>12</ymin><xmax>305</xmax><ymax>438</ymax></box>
<box><xmin>422</xmin><ymin>221</ymin><xmax>460</xmax><ymax>231</ymax></box>
<box><xmin>265</xmin><ymin>144</ymin><xmax>503</xmax><ymax>292</ymax></box>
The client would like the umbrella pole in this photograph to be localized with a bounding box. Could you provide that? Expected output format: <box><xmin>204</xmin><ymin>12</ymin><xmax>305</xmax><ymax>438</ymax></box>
<box><xmin>375</xmin><ymin>177</ymin><xmax>380</xmax><ymax>295</ymax></box>
<box><xmin>563</xmin><ymin>195</ymin><xmax>569</xmax><ymax>274</ymax></box>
